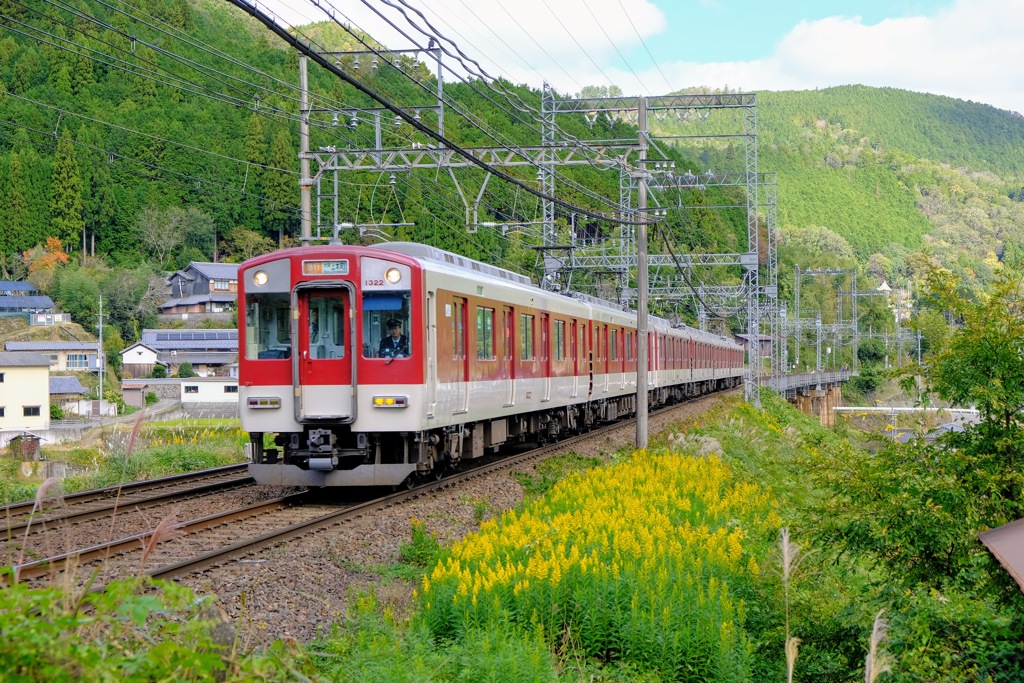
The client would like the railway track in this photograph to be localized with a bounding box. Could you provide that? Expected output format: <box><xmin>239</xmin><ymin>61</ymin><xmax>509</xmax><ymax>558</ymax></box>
<box><xmin>10</xmin><ymin>396</ymin><xmax>719</xmax><ymax>589</ymax></box>
<box><xmin>2</xmin><ymin>464</ymin><xmax>251</xmax><ymax>532</ymax></box>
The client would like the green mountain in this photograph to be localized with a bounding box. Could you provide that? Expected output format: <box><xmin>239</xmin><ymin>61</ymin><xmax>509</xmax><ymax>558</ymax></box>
<box><xmin>759</xmin><ymin>86</ymin><xmax>1024</xmax><ymax>287</ymax></box>
<box><xmin>2</xmin><ymin>0</ymin><xmax>1023</xmax><ymax>302</ymax></box>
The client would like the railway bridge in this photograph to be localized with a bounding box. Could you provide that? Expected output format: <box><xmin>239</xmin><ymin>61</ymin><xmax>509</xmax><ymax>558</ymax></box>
<box><xmin>765</xmin><ymin>370</ymin><xmax>851</xmax><ymax>426</ymax></box>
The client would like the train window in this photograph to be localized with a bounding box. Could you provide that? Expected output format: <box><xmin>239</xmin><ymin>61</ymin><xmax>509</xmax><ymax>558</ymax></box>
<box><xmin>476</xmin><ymin>307</ymin><xmax>495</xmax><ymax>360</ymax></box>
<box><xmin>308</xmin><ymin>295</ymin><xmax>345</xmax><ymax>359</ymax></box>
<box><xmin>625</xmin><ymin>331</ymin><xmax>632</xmax><ymax>361</ymax></box>
<box><xmin>554</xmin><ymin>320</ymin><xmax>565</xmax><ymax>361</ymax></box>
<box><xmin>363</xmin><ymin>292</ymin><xmax>411</xmax><ymax>359</ymax></box>
<box><xmin>610</xmin><ymin>329</ymin><xmax>618</xmax><ymax>361</ymax></box>
<box><xmin>245</xmin><ymin>293</ymin><xmax>291</xmax><ymax>360</ymax></box>
<box><xmin>520</xmin><ymin>313</ymin><xmax>534</xmax><ymax>360</ymax></box>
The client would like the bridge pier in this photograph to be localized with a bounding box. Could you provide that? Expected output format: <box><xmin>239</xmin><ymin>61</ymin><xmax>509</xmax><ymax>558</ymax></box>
<box><xmin>768</xmin><ymin>371</ymin><xmax>850</xmax><ymax>427</ymax></box>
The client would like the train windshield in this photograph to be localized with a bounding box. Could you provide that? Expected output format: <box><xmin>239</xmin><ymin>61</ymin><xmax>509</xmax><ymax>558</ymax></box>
<box><xmin>362</xmin><ymin>291</ymin><xmax>411</xmax><ymax>359</ymax></box>
<box><xmin>245</xmin><ymin>293</ymin><xmax>292</xmax><ymax>360</ymax></box>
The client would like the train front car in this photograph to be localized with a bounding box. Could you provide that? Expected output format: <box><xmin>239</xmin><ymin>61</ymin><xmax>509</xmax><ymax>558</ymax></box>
<box><xmin>239</xmin><ymin>245</ymin><xmax>426</xmax><ymax>488</ymax></box>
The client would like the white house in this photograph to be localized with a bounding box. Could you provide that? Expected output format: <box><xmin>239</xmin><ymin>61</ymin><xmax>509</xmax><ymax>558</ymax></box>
<box><xmin>180</xmin><ymin>377</ymin><xmax>239</xmax><ymax>403</ymax></box>
<box><xmin>0</xmin><ymin>352</ymin><xmax>51</xmax><ymax>433</ymax></box>
<box><xmin>121</xmin><ymin>342</ymin><xmax>161</xmax><ymax>378</ymax></box>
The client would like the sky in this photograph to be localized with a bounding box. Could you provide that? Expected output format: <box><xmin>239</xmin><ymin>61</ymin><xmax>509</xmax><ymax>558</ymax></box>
<box><xmin>259</xmin><ymin>0</ymin><xmax>1024</xmax><ymax>114</ymax></box>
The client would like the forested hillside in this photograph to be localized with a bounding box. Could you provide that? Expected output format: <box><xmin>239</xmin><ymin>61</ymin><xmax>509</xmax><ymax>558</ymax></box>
<box><xmin>759</xmin><ymin>87</ymin><xmax>1024</xmax><ymax>288</ymax></box>
<box><xmin>2</xmin><ymin>0</ymin><xmax>1024</xmax><ymax>341</ymax></box>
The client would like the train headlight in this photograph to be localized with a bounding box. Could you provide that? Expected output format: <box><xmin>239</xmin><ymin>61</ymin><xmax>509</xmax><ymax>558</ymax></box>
<box><xmin>252</xmin><ymin>270</ymin><xmax>269</xmax><ymax>286</ymax></box>
<box><xmin>384</xmin><ymin>267</ymin><xmax>402</xmax><ymax>284</ymax></box>
<box><xmin>372</xmin><ymin>395</ymin><xmax>408</xmax><ymax>408</ymax></box>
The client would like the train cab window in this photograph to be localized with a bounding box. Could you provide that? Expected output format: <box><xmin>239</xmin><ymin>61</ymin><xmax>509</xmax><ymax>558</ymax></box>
<box><xmin>554</xmin><ymin>320</ymin><xmax>565</xmax><ymax>361</ymax></box>
<box><xmin>245</xmin><ymin>293</ymin><xmax>292</xmax><ymax>360</ymax></box>
<box><xmin>520</xmin><ymin>313</ymin><xmax>535</xmax><ymax>360</ymax></box>
<box><xmin>476</xmin><ymin>306</ymin><xmax>495</xmax><ymax>360</ymax></box>
<box><xmin>308</xmin><ymin>295</ymin><xmax>345</xmax><ymax>359</ymax></box>
<box><xmin>362</xmin><ymin>292</ymin><xmax>411</xmax><ymax>359</ymax></box>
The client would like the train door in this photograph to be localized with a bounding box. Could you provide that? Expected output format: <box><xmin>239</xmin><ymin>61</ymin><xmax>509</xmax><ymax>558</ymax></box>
<box><xmin>297</xmin><ymin>289</ymin><xmax>353</xmax><ymax>421</ymax></box>
<box><xmin>540</xmin><ymin>313</ymin><xmax>551</xmax><ymax>402</ymax></box>
<box><xmin>453</xmin><ymin>297</ymin><xmax>469</xmax><ymax>414</ymax></box>
<box><xmin>586</xmin><ymin>322</ymin><xmax>594</xmax><ymax>398</ymax></box>
<box><xmin>570</xmin><ymin>319</ymin><xmax>579</xmax><ymax>398</ymax></box>
<box><xmin>427</xmin><ymin>291</ymin><xmax>437</xmax><ymax>416</ymax></box>
<box><xmin>650</xmin><ymin>331</ymin><xmax>658</xmax><ymax>389</ymax></box>
<box><xmin>501</xmin><ymin>306</ymin><xmax>515</xmax><ymax>407</ymax></box>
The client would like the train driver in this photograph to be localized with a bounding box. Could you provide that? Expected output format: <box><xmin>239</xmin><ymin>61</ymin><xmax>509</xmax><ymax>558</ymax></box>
<box><xmin>378</xmin><ymin>318</ymin><xmax>410</xmax><ymax>358</ymax></box>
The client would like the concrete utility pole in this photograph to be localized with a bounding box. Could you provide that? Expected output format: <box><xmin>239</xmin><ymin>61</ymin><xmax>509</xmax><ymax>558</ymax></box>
<box><xmin>97</xmin><ymin>296</ymin><xmax>103</xmax><ymax>405</ymax></box>
<box><xmin>299</xmin><ymin>54</ymin><xmax>312</xmax><ymax>242</ymax></box>
<box><xmin>636</xmin><ymin>97</ymin><xmax>648</xmax><ymax>450</ymax></box>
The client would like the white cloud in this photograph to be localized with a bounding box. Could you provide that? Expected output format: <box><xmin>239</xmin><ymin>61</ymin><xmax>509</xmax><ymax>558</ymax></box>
<box><xmin>621</xmin><ymin>0</ymin><xmax>1024</xmax><ymax>112</ymax></box>
<box><xmin>264</xmin><ymin>0</ymin><xmax>1022</xmax><ymax>112</ymax></box>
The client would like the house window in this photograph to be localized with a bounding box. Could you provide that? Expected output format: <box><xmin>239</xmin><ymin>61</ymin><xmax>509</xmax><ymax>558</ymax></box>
<box><xmin>0</xmin><ymin>407</ymin><xmax>4</xmax><ymax>417</ymax></box>
<box><xmin>23</xmin><ymin>406</ymin><xmax>40</xmax><ymax>417</ymax></box>
<box><xmin>476</xmin><ymin>307</ymin><xmax>495</xmax><ymax>360</ymax></box>
<box><xmin>224</xmin><ymin>385</ymin><xmax>238</xmax><ymax>393</ymax></box>
<box><xmin>184</xmin><ymin>385</ymin><xmax>199</xmax><ymax>394</ymax></box>
<box><xmin>213</xmin><ymin>279</ymin><xmax>231</xmax><ymax>291</ymax></box>
<box><xmin>0</xmin><ymin>373</ymin><xmax>4</xmax><ymax>382</ymax></box>
<box><xmin>67</xmin><ymin>353</ymin><xmax>88</xmax><ymax>369</ymax></box>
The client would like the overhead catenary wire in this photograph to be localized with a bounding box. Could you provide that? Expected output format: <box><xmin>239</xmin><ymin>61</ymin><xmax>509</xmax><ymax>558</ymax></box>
<box><xmin>615</xmin><ymin>0</ymin><xmax>674</xmax><ymax>93</ymax></box>
<box><xmin>229</xmin><ymin>0</ymin><xmax>650</xmax><ymax>226</ymax></box>
<box><xmin>0</xmin><ymin>117</ymin><xmax>302</xmax><ymax>215</ymax></box>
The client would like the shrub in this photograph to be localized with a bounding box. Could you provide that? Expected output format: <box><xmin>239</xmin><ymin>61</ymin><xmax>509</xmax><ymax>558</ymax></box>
<box><xmin>150</xmin><ymin>365</ymin><xmax>167</xmax><ymax>378</ymax></box>
<box><xmin>418</xmin><ymin>449</ymin><xmax>778</xmax><ymax>681</ymax></box>
<box><xmin>0</xmin><ymin>574</ymin><xmax>310</xmax><ymax>681</ymax></box>
<box><xmin>144</xmin><ymin>391</ymin><xmax>159</xmax><ymax>405</ymax></box>
<box><xmin>176</xmin><ymin>361</ymin><xmax>196</xmax><ymax>378</ymax></box>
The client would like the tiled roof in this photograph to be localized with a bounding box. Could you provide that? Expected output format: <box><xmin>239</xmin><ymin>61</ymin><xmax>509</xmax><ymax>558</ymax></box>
<box><xmin>157</xmin><ymin>351</ymin><xmax>237</xmax><ymax>365</ymax></box>
<box><xmin>0</xmin><ymin>351</ymin><xmax>50</xmax><ymax>367</ymax></box>
<box><xmin>141</xmin><ymin>329</ymin><xmax>236</xmax><ymax>345</ymax></box>
<box><xmin>0</xmin><ymin>281</ymin><xmax>36</xmax><ymax>292</ymax></box>
<box><xmin>159</xmin><ymin>293</ymin><xmax>237</xmax><ymax>309</ymax></box>
<box><xmin>186</xmin><ymin>262</ymin><xmax>239</xmax><ymax>280</ymax></box>
<box><xmin>50</xmin><ymin>375</ymin><xmax>86</xmax><ymax>395</ymax></box>
<box><xmin>6</xmin><ymin>341</ymin><xmax>99</xmax><ymax>352</ymax></box>
<box><xmin>0</xmin><ymin>296</ymin><xmax>53</xmax><ymax>310</ymax></box>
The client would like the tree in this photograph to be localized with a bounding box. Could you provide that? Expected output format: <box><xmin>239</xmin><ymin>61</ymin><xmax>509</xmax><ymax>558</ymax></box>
<box><xmin>23</xmin><ymin>238</ymin><xmax>70</xmax><ymax>293</ymax></box>
<box><xmin>49</xmin><ymin>136</ymin><xmax>85</xmax><ymax>252</ymax></box>
<box><xmin>175</xmin><ymin>361</ymin><xmax>195</xmax><ymax>378</ymax></box>
<box><xmin>221</xmin><ymin>227</ymin><xmax>275</xmax><ymax>262</ymax></box>
<box><xmin>2</xmin><ymin>153</ymin><xmax>29</xmax><ymax>255</ymax></box>
<box><xmin>135</xmin><ymin>206</ymin><xmax>206</xmax><ymax>267</ymax></box>
<box><xmin>261</xmin><ymin>129</ymin><xmax>298</xmax><ymax>243</ymax></box>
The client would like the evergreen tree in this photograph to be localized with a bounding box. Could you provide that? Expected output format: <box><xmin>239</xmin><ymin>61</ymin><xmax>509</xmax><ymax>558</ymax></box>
<box><xmin>2</xmin><ymin>153</ymin><xmax>29</xmax><ymax>255</ymax></box>
<box><xmin>240</xmin><ymin>113</ymin><xmax>267</xmax><ymax>227</ymax></box>
<box><xmin>49</xmin><ymin>136</ymin><xmax>85</xmax><ymax>253</ymax></box>
<box><xmin>262</xmin><ymin>129</ymin><xmax>298</xmax><ymax>244</ymax></box>
<box><xmin>78</xmin><ymin>127</ymin><xmax>116</xmax><ymax>255</ymax></box>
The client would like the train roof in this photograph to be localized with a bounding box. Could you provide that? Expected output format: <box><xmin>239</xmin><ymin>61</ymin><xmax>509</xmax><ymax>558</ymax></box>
<box><xmin>370</xmin><ymin>242</ymin><xmax>533</xmax><ymax>287</ymax></box>
<box><xmin>365</xmin><ymin>242</ymin><xmax>739</xmax><ymax>348</ymax></box>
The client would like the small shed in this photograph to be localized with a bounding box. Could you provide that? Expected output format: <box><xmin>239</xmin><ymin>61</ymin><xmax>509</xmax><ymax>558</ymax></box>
<box><xmin>122</xmin><ymin>381</ymin><xmax>150</xmax><ymax>409</ymax></box>
<box><xmin>50</xmin><ymin>374</ymin><xmax>86</xmax><ymax>414</ymax></box>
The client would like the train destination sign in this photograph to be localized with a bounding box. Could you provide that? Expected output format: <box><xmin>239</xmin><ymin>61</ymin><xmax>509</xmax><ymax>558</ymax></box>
<box><xmin>302</xmin><ymin>260</ymin><xmax>349</xmax><ymax>275</ymax></box>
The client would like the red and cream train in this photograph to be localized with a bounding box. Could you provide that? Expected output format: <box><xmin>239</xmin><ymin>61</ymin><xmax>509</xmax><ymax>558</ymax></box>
<box><xmin>239</xmin><ymin>242</ymin><xmax>746</xmax><ymax>487</ymax></box>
